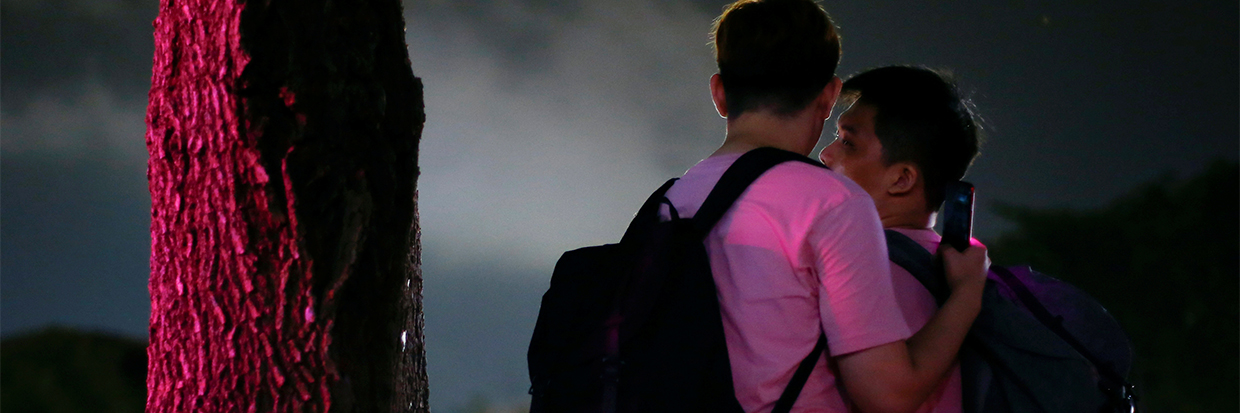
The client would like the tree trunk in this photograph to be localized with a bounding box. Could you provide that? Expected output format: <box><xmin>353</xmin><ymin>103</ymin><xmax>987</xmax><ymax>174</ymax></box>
<box><xmin>145</xmin><ymin>0</ymin><xmax>427</xmax><ymax>411</ymax></box>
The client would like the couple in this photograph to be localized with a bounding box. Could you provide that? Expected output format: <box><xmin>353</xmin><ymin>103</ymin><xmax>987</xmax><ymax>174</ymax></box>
<box><xmin>665</xmin><ymin>1</ymin><xmax>988</xmax><ymax>412</ymax></box>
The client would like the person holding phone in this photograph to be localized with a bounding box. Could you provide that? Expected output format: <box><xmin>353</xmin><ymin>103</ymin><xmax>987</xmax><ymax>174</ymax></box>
<box><xmin>658</xmin><ymin>2</ymin><xmax>991</xmax><ymax>411</ymax></box>
<box><xmin>818</xmin><ymin>66</ymin><xmax>985</xmax><ymax>413</ymax></box>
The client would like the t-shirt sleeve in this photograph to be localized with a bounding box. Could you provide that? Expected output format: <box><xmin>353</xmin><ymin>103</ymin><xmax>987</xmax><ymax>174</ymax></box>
<box><xmin>808</xmin><ymin>194</ymin><xmax>912</xmax><ymax>356</ymax></box>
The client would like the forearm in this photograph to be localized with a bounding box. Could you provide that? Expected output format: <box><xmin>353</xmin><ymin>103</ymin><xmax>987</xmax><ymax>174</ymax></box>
<box><xmin>904</xmin><ymin>282</ymin><xmax>982</xmax><ymax>393</ymax></box>
<box><xmin>902</xmin><ymin>242</ymin><xmax>990</xmax><ymax>396</ymax></box>
<box><xmin>839</xmin><ymin>245</ymin><xmax>989</xmax><ymax>413</ymax></box>
<box><xmin>845</xmin><ymin>286</ymin><xmax>982</xmax><ymax>413</ymax></box>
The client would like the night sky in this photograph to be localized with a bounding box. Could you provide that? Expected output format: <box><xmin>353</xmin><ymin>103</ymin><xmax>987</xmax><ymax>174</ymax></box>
<box><xmin>2</xmin><ymin>0</ymin><xmax>1236</xmax><ymax>409</ymax></box>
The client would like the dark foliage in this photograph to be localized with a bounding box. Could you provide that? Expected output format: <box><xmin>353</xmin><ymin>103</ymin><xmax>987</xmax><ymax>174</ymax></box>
<box><xmin>0</xmin><ymin>327</ymin><xmax>146</xmax><ymax>413</ymax></box>
<box><xmin>990</xmin><ymin>160</ymin><xmax>1239</xmax><ymax>413</ymax></box>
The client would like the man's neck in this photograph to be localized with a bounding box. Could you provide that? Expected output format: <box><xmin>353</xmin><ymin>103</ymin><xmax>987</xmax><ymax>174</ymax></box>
<box><xmin>880</xmin><ymin>210</ymin><xmax>936</xmax><ymax>231</ymax></box>
<box><xmin>712</xmin><ymin>111</ymin><xmax>820</xmax><ymax>157</ymax></box>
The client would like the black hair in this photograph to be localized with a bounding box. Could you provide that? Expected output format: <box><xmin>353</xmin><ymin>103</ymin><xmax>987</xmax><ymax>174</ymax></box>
<box><xmin>840</xmin><ymin>66</ymin><xmax>983</xmax><ymax>210</ymax></box>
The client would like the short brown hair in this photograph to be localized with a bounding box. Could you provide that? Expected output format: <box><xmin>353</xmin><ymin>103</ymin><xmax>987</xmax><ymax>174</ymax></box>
<box><xmin>710</xmin><ymin>0</ymin><xmax>841</xmax><ymax>118</ymax></box>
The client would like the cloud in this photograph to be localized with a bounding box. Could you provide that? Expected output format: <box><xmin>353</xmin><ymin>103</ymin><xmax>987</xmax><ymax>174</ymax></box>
<box><xmin>1</xmin><ymin>81</ymin><xmax>149</xmax><ymax>164</ymax></box>
<box><xmin>0</xmin><ymin>0</ymin><xmax>733</xmax><ymax>277</ymax></box>
<box><xmin>0</xmin><ymin>0</ymin><xmax>157</xmax><ymax>112</ymax></box>
<box><xmin>405</xmin><ymin>0</ymin><xmax>729</xmax><ymax>274</ymax></box>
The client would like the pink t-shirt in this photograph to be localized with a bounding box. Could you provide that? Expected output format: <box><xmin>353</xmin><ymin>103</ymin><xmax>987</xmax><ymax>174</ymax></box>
<box><xmin>662</xmin><ymin>153</ymin><xmax>911</xmax><ymax>413</ymax></box>
<box><xmin>886</xmin><ymin>228</ymin><xmax>963</xmax><ymax>413</ymax></box>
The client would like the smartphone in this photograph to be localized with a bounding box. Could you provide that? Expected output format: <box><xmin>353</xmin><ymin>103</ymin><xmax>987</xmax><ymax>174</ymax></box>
<box><xmin>941</xmin><ymin>181</ymin><xmax>975</xmax><ymax>252</ymax></box>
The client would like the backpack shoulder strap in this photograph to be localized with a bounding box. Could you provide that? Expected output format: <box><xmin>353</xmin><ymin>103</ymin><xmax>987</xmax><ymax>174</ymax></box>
<box><xmin>618</xmin><ymin>178</ymin><xmax>679</xmax><ymax>246</ymax></box>
<box><xmin>692</xmin><ymin>147</ymin><xmax>826</xmax><ymax>412</ymax></box>
<box><xmin>884</xmin><ymin>229</ymin><xmax>950</xmax><ymax>306</ymax></box>
<box><xmin>693</xmin><ymin>147</ymin><xmax>825</xmax><ymax>236</ymax></box>
<box><xmin>771</xmin><ymin>333</ymin><xmax>828</xmax><ymax>413</ymax></box>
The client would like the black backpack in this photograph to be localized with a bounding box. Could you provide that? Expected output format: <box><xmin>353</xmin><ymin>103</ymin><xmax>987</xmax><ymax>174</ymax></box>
<box><xmin>528</xmin><ymin>148</ymin><xmax>828</xmax><ymax>413</ymax></box>
<box><xmin>885</xmin><ymin>230</ymin><xmax>1139</xmax><ymax>413</ymax></box>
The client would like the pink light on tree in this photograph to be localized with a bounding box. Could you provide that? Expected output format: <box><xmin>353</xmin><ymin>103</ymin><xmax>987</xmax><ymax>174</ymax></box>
<box><xmin>145</xmin><ymin>0</ymin><xmax>427</xmax><ymax>411</ymax></box>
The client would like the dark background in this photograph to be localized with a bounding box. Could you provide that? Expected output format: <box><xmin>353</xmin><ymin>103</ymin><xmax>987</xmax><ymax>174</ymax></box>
<box><xmin>2</xmin><ymin>0</ymin><xmax>1236</xmax><ymax>411</ymax></box>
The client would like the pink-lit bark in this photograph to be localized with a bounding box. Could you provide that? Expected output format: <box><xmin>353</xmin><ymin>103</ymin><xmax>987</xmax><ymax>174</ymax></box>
<box><xmin>145</xmin><ymin>0</ymin><xmax>426</xmax><ymax>411</ymax></box>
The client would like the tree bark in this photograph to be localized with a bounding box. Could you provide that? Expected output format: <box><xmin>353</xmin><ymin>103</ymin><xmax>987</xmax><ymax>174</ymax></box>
<box><xmin>145</xmin><ymin>0</ymin><xmax>427</xmax><ymax>411</ymax></box>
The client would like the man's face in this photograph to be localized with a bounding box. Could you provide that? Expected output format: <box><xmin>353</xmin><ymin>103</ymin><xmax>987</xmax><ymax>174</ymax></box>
<box><xmin>819</xmin><ymin>103</ymin><xmax>889</xmax><ymax>200</ymax></box>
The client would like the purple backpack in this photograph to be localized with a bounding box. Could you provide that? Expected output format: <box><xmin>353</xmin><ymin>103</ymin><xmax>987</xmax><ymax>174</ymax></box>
<box><xmin>886</xmin><ymin>230</ymin><xmax>1139</xmax><ymax>413</ymax></box>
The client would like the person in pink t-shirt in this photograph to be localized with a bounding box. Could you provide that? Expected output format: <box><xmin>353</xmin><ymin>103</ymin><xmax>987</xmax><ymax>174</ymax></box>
<box><xmin>819</xmin><ymin>66</ymin><xmax>987</xmax><ymax>413</ymax></box>
<box><xmin>666</xmin><ymin>2</ymin><xmax>991</xmax><ymax>412</ymax></box>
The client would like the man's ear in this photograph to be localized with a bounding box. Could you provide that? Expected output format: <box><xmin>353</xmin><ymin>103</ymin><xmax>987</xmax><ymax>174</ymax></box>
<box><xmin>815</xmin><ymin>76</ymin><xmax>844</xmax><ymax>119</ymax></box>
<box><xmin>887</xmin><ymin>162</ymin><xmax>919</xmax><ymax>196</ymax></box>
<box><xmin>710</xmin><ymin>74</ymin><xmax>729</xmax><ymax>118</ymax></box>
